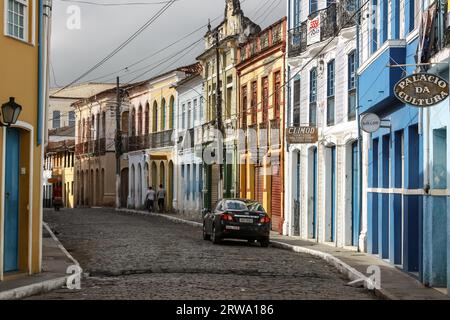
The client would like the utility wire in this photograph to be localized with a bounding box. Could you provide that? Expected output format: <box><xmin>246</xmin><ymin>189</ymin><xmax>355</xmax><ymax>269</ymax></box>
<box><xmin>53</xmin><ymin>0</ymin><xmax>177</xmax><ymax>95</ymax></box>
<box><xmin>58</xmin><ymin>0</ymin><xmax>181</xmax><ymax>6</ymax></box>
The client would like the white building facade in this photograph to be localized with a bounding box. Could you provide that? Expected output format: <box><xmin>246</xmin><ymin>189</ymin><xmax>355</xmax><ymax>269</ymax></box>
<box><xmin>174</xmin><ymin>74</ymin><xmax>205</xmax><ymax>215</ymax></box>
<box><xmin>285</xmin><ymin>0</ymin><xmax>364</xmax><ymax>250</ymax></box>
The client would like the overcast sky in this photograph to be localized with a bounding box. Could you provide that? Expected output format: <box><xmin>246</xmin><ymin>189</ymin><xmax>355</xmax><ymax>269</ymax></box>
<box><xmin>50</xmin><ymin>0</ymin><xmax>287</xmax><ymax>88</ymax></box>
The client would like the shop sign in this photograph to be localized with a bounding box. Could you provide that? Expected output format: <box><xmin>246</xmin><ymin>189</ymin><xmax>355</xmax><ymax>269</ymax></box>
<box><xmin>394</xmin><ymin>73</ymin><xmax>449</xmax><ymax>107</ymax></box>
<box><xmin>360</xmin><ymin>113</ymin><xmax>381</xmax><ymax>133</ymax></box>
<box><xmin>286</xmin><ymin>126</ymin><xmax>318</xmax><ymax>144</ymax></box>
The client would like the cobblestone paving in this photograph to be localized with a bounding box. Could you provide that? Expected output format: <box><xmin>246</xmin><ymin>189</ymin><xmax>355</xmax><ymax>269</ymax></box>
<box><xmin>29</xmin><ymin>208</ymin><xmax>377</xmax><ymax>300</ymax></box>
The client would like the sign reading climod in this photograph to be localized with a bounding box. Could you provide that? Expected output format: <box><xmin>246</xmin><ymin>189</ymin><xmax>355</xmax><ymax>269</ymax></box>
<box><xmin>286</xmin><ymin>126</ymin><xmax>318</xmax><ymax>144</ymax></box>
<box><xmin>394</xmin><ymin>73</ymin><xmax>449</xmax><ymax>107</ymax></box>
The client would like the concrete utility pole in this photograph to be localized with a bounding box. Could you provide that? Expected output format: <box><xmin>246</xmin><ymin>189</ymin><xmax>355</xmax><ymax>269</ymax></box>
<box><xmin>214</xmin><ymin>29</ymin><xmax>224</xmax><ymax>197</ymax></box>
<box><xmin>115</xmin><ymin>77</ymin><xmax>122</xmax><ymax>208</ymax></box>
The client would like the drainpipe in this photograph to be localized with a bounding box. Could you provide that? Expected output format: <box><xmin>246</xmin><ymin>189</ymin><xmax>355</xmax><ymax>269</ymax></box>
<box><xmin>356</xmin><ymin>0</ymin><xmax>364</xmax><ymax>252</ymax></box>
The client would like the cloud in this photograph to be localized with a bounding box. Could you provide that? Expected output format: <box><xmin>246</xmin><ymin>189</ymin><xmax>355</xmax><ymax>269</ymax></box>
<box><xmin>50</xmin><ymin>0</ymin><xmax>286</xmax><ymax>87</ymax></box>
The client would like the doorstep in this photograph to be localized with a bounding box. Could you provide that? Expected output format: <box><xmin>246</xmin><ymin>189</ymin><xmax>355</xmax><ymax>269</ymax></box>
<box><xmin>0</xmin><ymin>223</ymin><xmax>77</xmax><ymax>300</ymax></box>
<box><xmin>270</xmin><ymin>232</ymin><xmax>449</xmax><ymax>300</ymax></box>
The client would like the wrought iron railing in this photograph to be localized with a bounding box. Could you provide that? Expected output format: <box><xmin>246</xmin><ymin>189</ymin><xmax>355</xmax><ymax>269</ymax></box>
<box><xmin>288</xmin><ymin>1</ymin><xmax>356</xmax><ymax>57</ymax></box>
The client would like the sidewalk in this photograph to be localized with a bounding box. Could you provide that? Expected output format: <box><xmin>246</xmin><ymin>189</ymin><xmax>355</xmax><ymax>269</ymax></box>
<box><xmin>270</xmin><ymin>233</ymin><xmax>449</xmax><ymax>300</ymax></box>
<box><xmin>0</xmin><ymin>223</ymin><xmax>76</xmax><ymax>300</ymax></box>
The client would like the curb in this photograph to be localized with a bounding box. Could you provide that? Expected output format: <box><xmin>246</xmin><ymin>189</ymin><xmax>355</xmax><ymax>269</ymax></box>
<box><xmin>117</xmin><ymin>208</ymin><xmax>202</xmax><ymax>228</ymax></box>
<box><xmin>269</xmin><ymin>241</ymin><xmax>395</xmax><ymax>300</ymax></box>
<box><xmin>118</xmin><ymin>208</ymin><xmax>393</xmax><ymax>299</ymax></box>
<box><xmin>0</xmin><ymin>223</ymin><xmax>80</xmax><ymax>300</ymax></box>
<box><xmin>0</xmin><ymin>276</ymin><xmax>68</xmax><ymax>300</ymax></box>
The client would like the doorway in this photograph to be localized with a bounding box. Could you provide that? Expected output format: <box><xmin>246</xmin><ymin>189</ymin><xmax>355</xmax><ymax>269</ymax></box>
<box><xmin>4</xmin><ymin>128</ymin><xmax>21</xmax><ymax>272</ymax></box>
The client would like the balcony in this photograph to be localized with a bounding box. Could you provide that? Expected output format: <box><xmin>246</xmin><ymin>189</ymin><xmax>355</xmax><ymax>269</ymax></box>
<box><xmin>288</xmin><ymin>1</ymin><xmax>356</xmax><ymax>58</ymax></box>
<box><xmin>75</xmin><ymin>138</ymin><xmax>107</xmax><ymax>157</ymax></box>
<box><xmin>151</xmin><ymin>129</ymin><xmax>174</xmax><ymax>149</ymax></box>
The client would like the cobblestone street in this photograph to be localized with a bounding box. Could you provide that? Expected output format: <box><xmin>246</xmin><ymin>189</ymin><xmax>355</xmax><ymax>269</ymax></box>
<box><xmin>29</xmin><ymin>208</ymin><xmax>377</xmax><ymax>300</ymax></box>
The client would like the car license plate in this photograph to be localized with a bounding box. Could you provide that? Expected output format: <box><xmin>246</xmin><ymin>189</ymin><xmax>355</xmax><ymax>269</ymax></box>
<box><xmin>239</xmin><ymin>218</ymin><xmax>253</xmax><ymax>224</ymax></box>
<box><xmin>226</xmin><ymin>225</ymin><xmax>240</xmax><ymax>230</ymax></box>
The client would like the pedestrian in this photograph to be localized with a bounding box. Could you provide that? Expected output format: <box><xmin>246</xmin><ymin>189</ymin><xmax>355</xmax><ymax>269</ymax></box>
<box><xmin>157</xmin><ymin>184</ymin><xmax>166</xmax><ymax>213</ymax></box>
<box><xmin>53</xmin><ymin>183</ymin><xmax>63</xmax><ymax>212</ymax></box>
<box><xmin>145</xmin><ymin>186</ymin><xmax>156</xmax><ymax>212</ymax></box>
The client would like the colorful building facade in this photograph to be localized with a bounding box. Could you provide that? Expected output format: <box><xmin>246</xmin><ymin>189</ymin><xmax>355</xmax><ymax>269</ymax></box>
<box><xmin>73</xmin><ymin>88</ymin><xmax>118</xmax><ymax>207</ymax></box>
<box><xmin>0</xmin><ymin>0</ymin><xmax>51</xmax><ymax>280</ymax></box>
<box><xmin>359</xmin><ymin>0</ymin><xmax>423</xmax><ymax>278</ymax></box>
<box><xmin>285</xmin><ymin>0</ymin><xmax>360</xmax><ymax>245</ymax></box>
<box><xmin>237</xmin><ymin>18</ymin><xmax>286</xmax><ymax>233</ymax></box>
<box><xmin>197</xmin><ymin>0</ymin><xmax>260</xmax><ymax>210</ymax></box>
<box><xmin>174</xmin><ymin>73</ymin><xmax>205</xmax><ymax>215</ymax></box>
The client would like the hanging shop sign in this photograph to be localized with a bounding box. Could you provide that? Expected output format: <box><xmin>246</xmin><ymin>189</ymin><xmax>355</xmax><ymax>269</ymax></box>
<box><xmin>307</xmin><ymin>15</ymin><xmax>321</xmax><ymax>46</ymax></box>
<box><xmin>360</xmin><ymin>113</ymin><xmax>381</xmax><ymax>133</ymax></box>
<box><xmin>394</xmin><ymin>73</ymin><xmax>449</xmax><ymax>107</ymax></box>
<box><xmin>286</xmin><ymin>126</ymin><xmax>318</xmax><ymax>144</ymax></box>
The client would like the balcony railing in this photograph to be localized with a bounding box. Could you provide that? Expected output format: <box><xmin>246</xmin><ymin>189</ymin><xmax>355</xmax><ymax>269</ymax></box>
<box><xmin>75</xmin><ymin>139</ymin><xmax>106</xmax><ymax>156</ymax></box>
<box><xmin>151</xmin><ymin>129</ymin><xmax>174</xmax><ymax>148</ymax></box>
<box><xmin>288</xmin><ymin>1</ymin><xmax>356</xmax><ymax>57</ymax></box>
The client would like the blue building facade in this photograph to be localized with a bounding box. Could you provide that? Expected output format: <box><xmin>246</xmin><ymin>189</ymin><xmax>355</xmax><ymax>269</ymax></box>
<box><xmin>419</xmin><ymin>1</ymin><xmax>450</xmax><ymax>295</ymax></box>
<box><xmin>358</xmin><ymin>0</ymin><xmax>424</xmax><ymax>278</ymax></box>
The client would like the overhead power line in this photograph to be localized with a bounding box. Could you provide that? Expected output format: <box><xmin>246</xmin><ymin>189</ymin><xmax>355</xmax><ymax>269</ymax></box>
<box><xmin>53</xmin><ymin>0</ymin><xmax>177</xmax><ymax>95</ymax></box>
<box><xmin>58</xmin><ymin>0</ymin><xmax>181</xmax><ymax>6</ymax></box>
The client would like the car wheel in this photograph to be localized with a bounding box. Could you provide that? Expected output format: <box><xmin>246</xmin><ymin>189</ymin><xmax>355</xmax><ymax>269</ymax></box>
<box><xmin>260</xmin><ymin>238</ymin><xmax>270</xmax><ymax>248</ymax></box>
<box><xmin>211</xmin><ymin>225</ymin><xmax>221</xmax><ymax>244</ymax></box>
<box><xmin>203</xmin><ymin>223</ymin><xmax>210</xmax><ymax>240</ymax></box>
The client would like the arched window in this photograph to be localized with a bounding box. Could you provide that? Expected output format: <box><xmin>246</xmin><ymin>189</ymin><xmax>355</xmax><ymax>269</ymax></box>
<box><xmin>152</xmin><ymin>101</ymin><xmax>158</xmax><ymax>132</ymax></box>
<box><xmin>169</xmin><ymin>96</ymin><xmax>175</xmax><ymax>129</ymax></box>
<box><xmin>131</xmin><ymin>108</ymin><xmax>136</xmax><ymax>137</ymax></box>
<box><xmin>145</xmin><ymin>102</ymin><xmax>150</xmax><ymax>134</ymax></box>
<box><xmin>138</xmin><ymin>105</ymin><xmax>143</xmax><ymax>136</ymax></box>
<box><xmin>161</xmin><ymin>98</ymin><xmax>166</xmax><ymax>131</ymax></box>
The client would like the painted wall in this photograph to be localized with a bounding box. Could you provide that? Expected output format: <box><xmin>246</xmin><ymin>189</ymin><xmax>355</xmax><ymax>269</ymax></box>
<box><xmin>0</xmin><ymin>0</ymin><xmax>47</xmax><ymax>279</ymax></box>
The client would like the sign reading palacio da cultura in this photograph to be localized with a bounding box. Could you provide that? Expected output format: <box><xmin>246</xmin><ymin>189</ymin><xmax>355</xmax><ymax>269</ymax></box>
<box><xmin>394</xmin><ymin>73</ymin><xmax>449</xmax><ymax>107</ymax></box>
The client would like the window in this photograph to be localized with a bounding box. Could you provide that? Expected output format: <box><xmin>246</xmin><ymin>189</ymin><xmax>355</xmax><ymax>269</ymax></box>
<box><xmin>370</xmin><ymin>0</ymin><xmax>378</xmax><ymax>53</ymax></box>
<box><xmin>69</xmin><ymin>111</ymin><xmax>76</xmax><ymax>127</ymax></box>
<box><xmin>193</xmin><ymin>99</ymin><xmax>198</xmax><ymax>125</ymax></box>
<box><xmin>293</xmin><ymin>79</ymin><xmax>301</xmax><ymax>126</ymax></box>
<box><xmin>273</xmin><ymin>72</ymin><xmax>281</xmax><ymax>119</ymax></box>
<box><xmin>241</xmin><ymin>85</ymin><xmax>248</xmax><ymax>127</ymax></box>
<box><xmin>310</xmin><ymin>0</ymin><xmax>318</xmax><ymax>14</ymax></box>
<box><xmin>181</xmin><ymin>104</ymin><xmax>186</xmax><ymax>129</ymax></box>
<box><xmin>262</xmin><ymin>77</ymin><xmax>269</xmax><ymax>123</ymax></box>
<box><xmin>348</xmin><ymin>51</ymin><xmax>356</xmax><ymax>121</ymax></box>
<box><xmin>327</xmin><ymin>60</ymin><xmax>335</xmax><ymax>126</ymax></box>
<box><xmin>309</xmin><ymin>68</ymin><xmax>317</xmax><ymax>126</ymax></box>
<box><xmin>6</xmin><ymin>0</ymin><xmax>28</xmax><ymax>41</ymax></box>
<box><xmin>251</xmin><ymin>81</ymin><xmax>257</xmax><ymax>124</ymax></box>
<box><xmin>53</xmin><ymin>111</ymin><xmax>61</xmax><ymax>129</ymax></box>
<box><xmin>188</xmin><ymin>101</ymin><xmax>192</xmax><ymax>129</ymax></box>
<box><xmin>293</xmin><ymin>0</ymin><xmax>301</xmax><ymax>27</ymax></box>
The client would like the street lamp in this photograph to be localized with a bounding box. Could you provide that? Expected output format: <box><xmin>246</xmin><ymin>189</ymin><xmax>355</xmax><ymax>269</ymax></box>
<box><xmin>1</xmin><ymin>97</ymin><xmax>22</xmax><ymax>127</ymax></box>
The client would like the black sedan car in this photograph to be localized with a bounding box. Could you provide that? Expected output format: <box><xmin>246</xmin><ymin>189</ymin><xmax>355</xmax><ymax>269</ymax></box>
<box><xmin>202</xmin><ymin>199</ymin><xmax>271</xmax><ymax>247</ymax></box>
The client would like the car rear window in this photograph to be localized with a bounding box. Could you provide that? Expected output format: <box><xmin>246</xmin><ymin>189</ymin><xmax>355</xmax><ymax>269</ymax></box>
<box><xmin>246</xmin><ymin>202</ymin><xmax>265</xmax><ymax>212</ymax></box>
<box><xmin>225</xmin><ymin>200</ymin><xmax>265</xmax><ymax>212</ymax></box>
<box><xmin>225</xmin><ymin>201</ymin><xmax>247</xmax><ymax>210</ymax></box>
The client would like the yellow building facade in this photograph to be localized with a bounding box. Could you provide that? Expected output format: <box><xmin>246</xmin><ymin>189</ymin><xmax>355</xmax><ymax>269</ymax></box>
<box><xmin>0</xmin><ymin>0</ymin><xmax>51</xmax><ymax>280</ymax></box>
<box><xmin>122</xmin><ymin>65</ymin><xmax>199</xmax><ymax>210</ymax></box>
<box><xmin>197</xmin><ymin>0</ymin><xmax>260</xmax><ymax>209</ymax></box>
<box><xmin>236</xmin><ymin>18</ymin><xmax>286</xmax><ymax>233</ymax></box>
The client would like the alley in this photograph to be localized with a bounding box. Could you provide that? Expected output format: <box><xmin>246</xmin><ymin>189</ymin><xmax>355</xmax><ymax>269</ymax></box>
<box><xmin>29</xmin><ymin>208</ymin><xmax>376</xmax><ymax>300</ymax></box>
